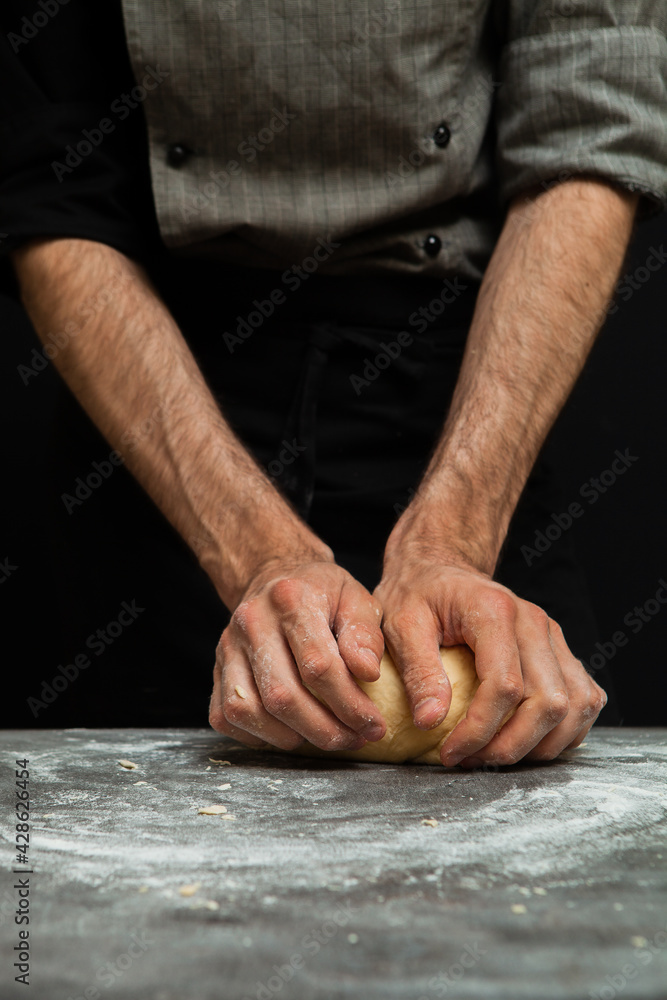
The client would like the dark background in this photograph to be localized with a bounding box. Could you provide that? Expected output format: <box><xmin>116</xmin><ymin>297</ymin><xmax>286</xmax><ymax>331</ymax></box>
<box><xmin>2</xmin><ymin>210</ymin><xmax>666</xmax><ymax>729</ymax></box>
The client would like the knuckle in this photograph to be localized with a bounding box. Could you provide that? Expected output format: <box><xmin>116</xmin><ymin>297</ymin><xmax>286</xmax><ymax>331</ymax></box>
<box><xmin>593</xmin><ymin>683</ymin><xmax>608</xmax><ymax>711</ymax></box>
<box><xmin>496</xmin><ymin>674</ymin><xmax>524</xmax><ymax>704</ymax></box>
<box><xmin>300</xmin><ymin>654</ymin><xmax>338</xmax><ymax>685</ymax></box>
<box><xmin>323</xmin><ymin>732</ymin><xmax>357</xmax><ymax>751</ymax></box>
<box><xmin>485</xmin><ymin>591</ymin><xmax>517</xmax><ymax>623</ymax></box>
<box><xmin>270</xmin><ymin>578</ymin><xmax>305</xmax><ymax>611</ymax></box>
<box><xmin>581</xmin><ymin>699</ymin><xmax>602</xmax><ymax>721</ymax></box>
<box><xmin>222</xmin><ymin>696</ymin><xmax>251</xmax><ymax>727</ymax></box>
<box><xmin>525</xmin><ymin>602</ymin><xmax>550</xmax><ymax>630</ymax></box>
<box><xmin>263</xmin><ymin>683</ymin><xmax>295</xmax><ymax>717</ymax></box>
<box><xmin>383</xmin><ymin>610</ymin><xmax>421</xmax><ymax>643</ymax></box>
<box><xmin>232</xmin><ymin>599</ymin><xmax>259</xmax><ymax>634</ymax></box>
<box><xmin>209</xmin><ymin>707</ymin><xmax>230</xmax><ymax>733</ymax></box>
<box><xmin>529</xmin><ymin>746</ymin><xmax>559</xmax><ymax>762</ymax></box>
<box><xmin>493</xmin><ymin>747</ymin><xmax>524</xmax><ymax>767</ymax></box>
<box><xmin>340</xmin><ymin>621</ymin><xmax>383</xmax><ymax>654</ymax></box>
<box><xmin>548</xmin><ymin>617</ymin><xmax>564</xmax><ymax>637</ymax></box>
<box><xmin>545</xmin><ymin>688</ymin><xmax>570</xmax><ymax>722</ymax></box>
<box><xmin>275</xmin><ymin>734</ymin><xmax>307</xmax><ymax>752</ymax></box>
<box><xmin>575</xmin><ymin>681</ymin><xmax>606</xmax><ymax>720</ymax></box>
<box><xmin>216</xmin><ymin>629</ymin><xmax>234</xmax><ymax>659</ymax></box>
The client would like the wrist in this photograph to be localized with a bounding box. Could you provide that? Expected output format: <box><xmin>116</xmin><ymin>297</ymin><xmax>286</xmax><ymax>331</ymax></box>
<box><xmin>201</xmin><ymin>501</ymin><xmax>335</xmax><ymax>609</ymax></box>
<box><xmin>384</xmin><ymin>496</ymin><xmax>501</xmax><ymax>577</ymax></box>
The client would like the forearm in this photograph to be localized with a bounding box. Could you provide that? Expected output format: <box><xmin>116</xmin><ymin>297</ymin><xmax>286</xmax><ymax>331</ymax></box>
<box><xmin>386</xmin><ymin>178</ymin><xmax>638</xmax><ymax>574</ymax></box>
<box><xmin>12</xmin><ymin>238</ymin><xmax>332</xmax><ymax>607</ymax></box>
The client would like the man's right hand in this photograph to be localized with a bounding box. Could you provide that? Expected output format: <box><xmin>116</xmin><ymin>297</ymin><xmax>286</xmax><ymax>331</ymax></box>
<box><xmin>11</xmin><ymin>238</ymin><xmax>386</xmax><ymax>750</ymax></box>
<box><xmin>209</xmin><ymin>559</ymin><xmax>388</xmax><ymax>752</ymax></box>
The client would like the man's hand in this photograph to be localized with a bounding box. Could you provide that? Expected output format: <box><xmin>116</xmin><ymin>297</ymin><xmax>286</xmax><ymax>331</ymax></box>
<box><xmin>209</xmin><ymin>560</ymin><xmax>387</xmax><ymax>751</ymax></box>
<box><xmin>367</xmin><ymin>178</ymin><xmax>634</xmax><ymax>767</ymax></box>
<box><xmin>375</xmin><ymin>549</ymin><xmax>607</xmax><ymax>768</ymax></box>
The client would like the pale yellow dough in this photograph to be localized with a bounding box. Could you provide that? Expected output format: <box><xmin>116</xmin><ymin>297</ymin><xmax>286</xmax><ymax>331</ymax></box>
<box><xmin>276</xmin><ymin>645</ymin><xmax>480</xmax><ymax>766</ymax></box>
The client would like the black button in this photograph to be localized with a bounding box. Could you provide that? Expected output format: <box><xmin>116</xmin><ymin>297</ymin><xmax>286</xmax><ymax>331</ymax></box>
<box><xmin>433</xmin><ymin>122</ymin><xmax>451</xmax><ymax>148</ymax></box>
<box><xmin>424</xmin><ymin>234</ymin><xmax>442</xmax><ymax>257</ymax></box>
<box><xmin>167</xmin><ymin>143</ymin><xmax>192</xmax><ymax>167</ymax></box>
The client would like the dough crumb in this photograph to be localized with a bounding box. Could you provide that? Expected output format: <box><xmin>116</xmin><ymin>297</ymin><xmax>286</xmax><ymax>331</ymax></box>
<box><xmin>631</xmin><ymin>936</ymin><xmax>647</xmax><ymax>948</ymax></box>
<box><xmin>518</xmin><ymin>887</ymin><xmax>531</xmax><ymax>896</ymax></box>
<box><xmin>118</xmin><ymin>760</ymin><xmax>137</xmax><ymax>769</ymax></box>
<box><xmin>179</xmin><ymin>882</ymin><xmax>202</xmax><ymax>897</ymax></box>
<box><xmin>216</xmin><ymin>783</ymin><xmax>232</xmax><ymax>791</ymax></box>
<box><xmin>511</xmin><ymin>904</ymin><xmax>527</xmax><ymax>914</ymax></box>
<box><xmin>198</xmin><ymin>805</ymin><xmax>228</xmax><ymax>815</ymax></box>
<box><xmin>613</xmin><ymin>902</ymin><xmax>624</xmax><ymax>911</ymax></box>
<box><xmin>533</xmin><ymin>887</ymin><xmax>548</xmax><ymax>896</ymax></box>
<box><xmin>234</xmin><ymin>685</ymin><xmax>248</xmax><ymax>699</ymax></box>
<box><xmin>134</xmin><ymin>781</ymin><xmax>148</xmax><ymax>786</ymax></box>
<box><xmin>208</xmin><ymin>759</ymin><xmax>231</xmax><ymax>765</ymax></box>
<box><xmin>421</xmin><ymin>818</ymin><xmax>439</xmax><ymax>828</ymax></box>
<box><xmin>137</xmin><ymin>886</ymin><xmax>149</xmax><ymax>894</ymax></box>
<box><xmin>347</xmin><ymin>934</ymin><xmax>359</xmax><ymax>944</ymax></box>
<box><xmin>191</xmin><ymin>899</ymin><xmax>220</xmax><ymax>911</ymax></box>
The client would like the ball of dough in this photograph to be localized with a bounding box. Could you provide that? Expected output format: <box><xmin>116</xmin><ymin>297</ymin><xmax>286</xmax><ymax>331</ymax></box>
<box><xmin>273</xmin><ymin>645</ymin><xmax>480</xmax><ymax>766</ymax></box>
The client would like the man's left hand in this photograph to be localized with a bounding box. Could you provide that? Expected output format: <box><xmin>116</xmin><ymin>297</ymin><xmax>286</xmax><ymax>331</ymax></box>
<box><xmin>374</xmin><ymin>549</ymin><xmax>607</xmax><ymax>768</ymax></box>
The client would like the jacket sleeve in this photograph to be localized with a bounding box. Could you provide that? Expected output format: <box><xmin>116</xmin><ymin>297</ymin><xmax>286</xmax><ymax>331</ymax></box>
<box><xmin>0</xmin><ymin>0</ymin><xmax>161</xmax><ymax>261</ymax></box>
<box><xmin>493</xmin><ymin>0</ymin><xmax>667</xmax><ymax>216</ymax></box>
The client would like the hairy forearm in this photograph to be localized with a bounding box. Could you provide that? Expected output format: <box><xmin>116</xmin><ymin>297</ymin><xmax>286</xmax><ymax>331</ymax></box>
<box><xmin>386</xmin><ymin>178</ymin><xmax>638</xmax><ymax>574</ymax></box>
<box><xmin>12</xmin><ymin>238</ymin><xmax>331</xmax><ymax>607</ymax></box>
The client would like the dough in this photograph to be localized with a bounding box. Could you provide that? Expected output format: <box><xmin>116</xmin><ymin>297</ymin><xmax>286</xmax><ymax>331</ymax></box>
<box><xmin>271</xmin><ymin>645</ymin><xmax>482</xmax><ymax>766</ymax></box>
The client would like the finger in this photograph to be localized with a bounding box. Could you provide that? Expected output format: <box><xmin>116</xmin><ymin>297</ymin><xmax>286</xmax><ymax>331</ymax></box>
<box><xmin>334</xmin><ymin>581</ymin><xmax>385</xmax><ymax>683</ymax></box>
<box><xmin>563</xmin><ymin>708</ymin><xmax>600</xmax><ymax>750</ymax></box>
<box><xmin>250</xmin><ymin>634</ymin><xmax>369</xmax><ymax>751</ymax></box>
<box><xmin>454</xmin><ymin>603</ymin><xmax>568</xmax><ymax>767</ymax></box>
<box><xmin>264</xmin><ymin>577</ymin><xmax>384</xmax><ymax>741</ymax></box>
<box><xmin>219</xmin><ymin>645</ymin><xmax>308</xmax><ymax>751</ymax></box>
<box><xmin>382</xmin><ymin>603</ymin><xmax>452</xmax><ymax>729</ymax></box>
<box><xmin>283</xmin><ymin>600</ymin><xmax>386</xmax><ymax>742</ymax></box>
<box><xmin>523</xmin><ymin>620</ymin><xmax>607</xmax><ymax>761</ymax></box>
<box><xmin>208</xmin><ymin>641</ymin><xmax>268</xmax><ymax>747</ymax></box>
<box><xmin>234</xmin><ymin>589</ymin><xmax>368</xmax><ymax>751</ymax></box>
<box><xmin>439</xmin><ymin>591</ymin><xmax>524</xmax><ymax>765</ymax></box>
